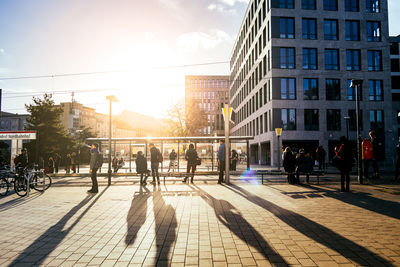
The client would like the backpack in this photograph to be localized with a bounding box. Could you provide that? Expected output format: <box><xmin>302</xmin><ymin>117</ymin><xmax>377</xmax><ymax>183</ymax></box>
<box><xmin>96</xmin><ymin>153</ymin><xmax>104</xmax><ymax>168</ymax></box>
<box><xmin>157</xmin><ymin>149</ymin><xmax>163</xmax><ymax>163</ymax></box>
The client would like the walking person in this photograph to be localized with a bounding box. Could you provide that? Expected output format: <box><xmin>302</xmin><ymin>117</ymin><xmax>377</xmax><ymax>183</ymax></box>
<box><xmin>88</xmin><ymin>143</ymin><xmax>101</xmax><ymax>193</ymax></box>
<box><xmin>335</xmin><ymin>136</ymin><xmax>354</xmax><ymax>192</ymax></box>
<box><xmin>167</xmin><ymin>149</ymin><xmax>177</xmax><ymax>173</ymax></box>
<box><xmin>48</xmin><ymin>157</ymin><xmax>54</xmax><ymax>174</ymax></box>
<box><xmin>184</xmin><ymin>144</ymin><xmax>198</xmax><ymax>183</ymax></box>
<box><xmin>65</xmin><ymin>154</ymin><xmax>71</xmax><ymax>174</ymax></box>
<box><xmin>54</xmin><ymin>153</ymin><xmax>61</xmax><ymax>173</ymax></box>
<box><xmin>230</xmin><ymin>150</ymin><xmax>238</xmax><ymax>171</ymax></box>
<box><xmin>71</xmin><ymin>152</ymin><xmax>77</xmax><ymax>173</ymax></box>
<box><xmin>394</xmin><ymin>137</ymin><xmax>400</xmax><ymax>182</ymax></box>
<box><xmin>149</xmin><ymin>143</ymin><xmax>162</xmax><ymax>184</ymax></box>
<box><xmin>217</xmin><ymin>140</ymin><xmax>226</xmax><ymax>184</ymax></box>
<box><xmin>283</xmin><ymin>147</ymin><xmax>296</xmax><ymax>184</ymax></box>
<box><xmin>316</xmin><ymin>146</ymin><xmax>326</xmax><ymax>170</ymax></box>
<box><xmin>135</xmin><ymin>151</ymin><xmax>148</xmax><ymax>185</ymax></box>
<box><xmin>112</xmin><ymin>156</ymin><xmax>118</xmax><ymax>173</ymax></box>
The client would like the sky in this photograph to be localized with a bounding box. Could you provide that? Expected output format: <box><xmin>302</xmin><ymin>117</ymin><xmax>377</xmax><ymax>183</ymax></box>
<box><xmin>0</xmin><ymin>0</ymin><xmax>399</xmax><ymax>118</ymax></box>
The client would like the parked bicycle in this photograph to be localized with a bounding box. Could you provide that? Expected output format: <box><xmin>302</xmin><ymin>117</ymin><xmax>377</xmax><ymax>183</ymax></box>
<box><xmin>13</xmin><ymin>165</ymin><xmax>52</xmax><ymax>197</ymax></box>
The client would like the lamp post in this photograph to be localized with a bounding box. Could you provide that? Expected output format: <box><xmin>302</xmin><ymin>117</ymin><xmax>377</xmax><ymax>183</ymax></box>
<box><xmin>222</xmin><ymin>104</ymin><xmax>232</xmax><ymax>184</ymax></box>
<box><xmin>350</xmin><ymin>79</ymin><xmax>363</xmax><ymax>184</ymax></box>
<box><xmin>275</xmin><ymin>128</ymin><xmax>282</xmax><ymax>170</ymax></box>
<box><xmin>106</xmin><ymin>95</ymin><xmax>118</xmax><ymax>186</ymax></box>
<box><xmin>344</xmin><ymin>116</ymin><xmax>350</xmax><ymax>140</ymax></box>
<box><xmin>75</xmin><ymin>129</ymin><xmax>83</xmax><ymax>174</ymax></box>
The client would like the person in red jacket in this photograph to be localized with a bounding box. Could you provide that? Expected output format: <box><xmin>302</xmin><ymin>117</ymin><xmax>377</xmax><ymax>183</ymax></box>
<box><xmin>363</xmin><ymin>131</ymin><xmax>380</xmax><ymax>180</ymax></box>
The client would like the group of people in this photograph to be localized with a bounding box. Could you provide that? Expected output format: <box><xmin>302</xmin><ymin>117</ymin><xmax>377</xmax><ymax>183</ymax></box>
<box><xmin>45</xmin><ymin>152</ymin><xmax>77</xmax><ymax>174</ymax></box>
<box><xmin>282</xmin><ymin>147</ymin><xmax>313</xmax><ymax>184</ymax></box>
<box><xmin>112</xmin><ymin>156</ymin><xmax>125</xmax><ymax>173</ymax></box>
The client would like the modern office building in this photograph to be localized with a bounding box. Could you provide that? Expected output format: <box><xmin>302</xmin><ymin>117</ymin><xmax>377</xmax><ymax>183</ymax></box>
<box><xmin>390</xmin><ymin>35</ymin><xmax>400</xmax><ymax>138</ymax></box>
<box><xmin>229</xmin><ymin>0</ymin><xmax>394</xmax><ymax>166</ymax></box>
<box><xmin>185</xmin><ymin>75</ymin><xmax>230</xmax><ymax>136</ymax></box>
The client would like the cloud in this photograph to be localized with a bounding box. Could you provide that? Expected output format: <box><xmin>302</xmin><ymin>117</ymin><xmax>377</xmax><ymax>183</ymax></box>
<box><xmin>218</xmin><ymin>0</ymin><xmax>249</xmax><ymax>6</ymax></box>
<box><xmin>176</xmin><ymin>29</ymin><xmax>233</xmax><ymax>53</ymax></box>
<box><xmin>208</xmin><ymin>0</ymin><xmax>249</xmax><ymax>13</ymax></box>
<box><xmin>0</xmin><ymin>48</ymin><xmax>4</xmax><ymax>53</ymax></box>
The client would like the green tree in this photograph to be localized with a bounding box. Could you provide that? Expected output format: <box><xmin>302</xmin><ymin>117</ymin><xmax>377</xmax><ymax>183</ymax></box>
<box><xmin>25</xmin><ymin>94</ymin><xmax>75</xmax><ymax>162</ymax></box>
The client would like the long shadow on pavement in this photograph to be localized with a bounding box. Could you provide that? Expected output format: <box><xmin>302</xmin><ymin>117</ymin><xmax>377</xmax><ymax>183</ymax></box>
<box><xmin>189</xmin><ymin>184</ymin><xmax>289</xmax><ymax>266</ymax></box>
<box><xmin>9</xmin><ymin>187</ymin><xmax>108</xmax><ymax>267</ymax></box>
<box><xmin>288</xmin><ymin>184</ymin><xmax>400</xmax><ymax>220</ymax></box>
<box><xmin>226</xmin><ymin>184</ymin><xmax>396</xmax><ymax>266</ymax></box>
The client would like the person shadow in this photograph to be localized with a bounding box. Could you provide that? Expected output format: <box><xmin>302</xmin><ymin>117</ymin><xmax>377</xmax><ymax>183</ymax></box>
<box><xmin>225</xmin><ymin>184</ymin><xmax>396</xmax><ymax>267</ymax></box>
<box><xmin>189</xmin><ymin>184</ymin><xmax>289</xmax><ymax>265</ymax></box>
<box><xmin>9</xmin><ymin>187</ymin><xmax>108</xmax><ymax>266</ymax></box>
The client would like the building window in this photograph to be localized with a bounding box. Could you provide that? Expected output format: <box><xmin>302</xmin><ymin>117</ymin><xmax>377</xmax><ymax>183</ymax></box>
<box><xmin>368</xmin><ymin>50</ymin><xmax>382</xmax><ymax>71</ymax></box>
<box><xmin>281</xmin><ymin>109</ymin><xmax>296</xmax><ymax>130</ymax></box>
<box><xmin>324</xmin><ymin>0</ymin><xmax>337</xmax><ymax>10</ymax></box>
<box><xmin>346</xmin><ymin>49</ymin><xmax>361</xmax><ymax>71</ymax></box>
<box><xmin>369</xmin><ymin>80</ymin><xmax>383</xmax><ymax>101</ymax></box>
<box><xmin>324</xmin><ymin>19</ymin><xmax>338</xmax><ymax>40</ymax></box>
<box><xmin>280</xmin><ymin>47</ymin><xmax>295</xmax><ymax>69</ymax></box>
<box><xmin>370</xmin><ymin>110</ymin><xmax>384</xmax><ymax>129</ymax></box>
<box><xmin>345</xmin><ymin>0</ymin><xmax>359</xmax><ymax>11</ymax></box>
<box><xmin>326</xmin><ymin>79</ymin><xmax>341</xmax><ymax>100</ymax></box>
<box><xmin>367</xmin><ymin>21</ymin><xmax>381</xmax><ymax>42</ymax></box>
<box><xmin>327</xmin><ymin>109</ymin><xmax>341</xmax><ymax>131</ymax></box>
<box><xmin>302</xmin><ymin>18</ymin><xmax>317</xmax><ymax>40</ymax></box>
<box><xmin>347</xmin><ymin>79</ymin><xmax>362</xmax><ymax>101</ymax></box>
<box><xmin>325</xmin><ymin>49</ymin><xmax>339</xmax><ymax>70</ymax></box>
<box><xmin>279</xmin><ymin>0</ymin><xmax>294</xmax><ymax>8</ymax></box>
<box><xmin>303</xmin><ymin>48</ymin><xmax>317</xmax><ymax>70</ymax></box>
<box><xmin>348</xmin><ymin>109</ymin><xmax>363</xmax><ymax>131</ymax></box>
<box><xmin>302</xmin><ymin>0</ymin><xmax>316</xmax><ymax>10</ymax></box>
<box><xmin>280</xmin><ymin>18</ymin><xmax>295</xmax><ymax>39</ymax></box>
<box><xmin>366</xmin><ymin>0</ymin><xmax>380</xmax><ymax>12</ymax></box>
<box><xmin>346</xmin><ymin>20</ymin><xmax>360</xmax><ymax>41</ymax></box>
<box><xmin>304</xmin><ymin>109</ymin><xmax>319</xmax><ymax>131</ymax></box>
<box><xmin>280</xmin><ymin>78</ymin><xmax>296</xmax><ymax>100</ymax></box>
<box><xmin>304</xmin><ymin>78</ymin><xmax>319</xmax><ymax>100</ymax></box>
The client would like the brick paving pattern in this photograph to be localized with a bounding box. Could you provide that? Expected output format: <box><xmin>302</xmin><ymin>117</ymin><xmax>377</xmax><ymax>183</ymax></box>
<box><xmin>0</xmin><ymin>175</ymin><xmax>399</xmax><ymax>266</ymax></box>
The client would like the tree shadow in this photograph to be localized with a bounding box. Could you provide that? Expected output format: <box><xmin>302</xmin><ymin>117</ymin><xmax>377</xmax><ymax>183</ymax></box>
<box><xmin>225</xmin><ymin>184</ymin><xmax>396</xmax><ymax>266</ymax></box>
<box><xmin>125</xmin><ymin>185</ymin><xmax>151</xmax><ymax>246</ymax></box>
<box><xmin>300</xmin><ymin>184</ymin><xmax>400</xmax><ymax>220</ymax></box>
<box><xmin>189</xmin><ymin>184</ymin><xmax>289</xmax><ymax>265</ymax></box>
<box><xmin>9</xmin><ymin>187</ymin><xmax>109</xmax><ymax>266</ymax></box>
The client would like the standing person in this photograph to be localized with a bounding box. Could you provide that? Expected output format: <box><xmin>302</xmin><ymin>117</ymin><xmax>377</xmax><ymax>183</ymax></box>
<box><xmin>149</xmin><ymin>143</ymin><xmax>162</xmax><ymax>185</ymax></box>
<box><xmin>65</xmin><ymin>154</ymin><xmax>71</xmax><ymax>174</ymax></box>
<box><xmin>88</xmin><ymin>143</ymin><xmax>100</xmax><ymax>193</ymax></box>
<box><xmin>54</xmin><ymin>153</ymin><xmax>61</xmax><ymax>173</ymax></box>
<box><xmin>283</xmin><ymin>147</ymin><xmax>296</xmax><ymax>184</ymax></box>
<box><xmin>71</xmin><ymin>152</ymin><xmax>77</xmax><ymax>173</ymax></box>
<box><xmin>184</xmin><ymin>144</ymin><xmax>198</xmax><ymax>183</ymax></box>
<box><xmin>118</xmin><ymin>157</ymin><xmax>125</xmax><ymax>171</ymax></box>
<box><xmin>230</xmin><ymin>150</ymin><xmax>238</xmax><ymax>171</ymax></box>
<box><xmin>14</xmin><ymin>148</ymin><xmax>29</xmax><ymax>168</ymax></box>
<box><xmin>217</xmin><ymin>140</ymin><xmax>226</xmax><ymax>184</ymax></box>
<box><xmin>295</xmin><ymin>149</ymin><xmax>313</xmax><ymax>184</ymax></box>
<box><xmin>363</xmin><ymin>131</ymin><xmax>380</xmax><ymax>179</ymax></box>
<box><xmin>168</xmin><ymin>149</ymin><xmax>177</xmax><ymax>173</ymax></box>
<box><xmin>335</xmin><ymin>136</ymin><xmax>353</xmax><ymax>192</ymax></box>
<box><xmin>48</xmin><ymin>157</ymin><xmax>54</xmax><ymax>174</ymax></box>
<box><xmin>316</xmin><ymin>146</ymin><xmax>326</xmax><ymax>170</ymax></box>
<box><xmin>135</xmin><ymin>151</ymin><xmax>148</xmax><ymax>185</ymax></box>
<box><xmin>369</xmin><ymin>131</ymin><xmax>380</xmax><ymax>179</ymax></box>
<box><xmin>112</xmin><ymin>156</ymin><xmax>118</xmax><ymax>173</ymax></box>
<box><xmin>395</xmin><ymin>137</ymin><xmax>400</xmax><ymax>182</ymax></box>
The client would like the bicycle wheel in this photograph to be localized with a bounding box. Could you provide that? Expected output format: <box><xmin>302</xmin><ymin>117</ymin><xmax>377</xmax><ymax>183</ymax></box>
<box><xmin>14</xmin><ymin>176</ymin><xmax>28</xmax><ymax>197</ymax></box>
<box><xmin>32</xmin><ymin>173</ymin><xmax>52</xmax><ymax>192</ymax></box>
<box><xmin>0</xmin><ymin>177</ymin><xmax>9</xmax><ymax>196</ymax></box>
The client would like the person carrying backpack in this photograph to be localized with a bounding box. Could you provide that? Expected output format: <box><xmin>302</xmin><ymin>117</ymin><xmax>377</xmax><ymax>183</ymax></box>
<box><xmin>184</xmin><ymin>144</ymin><xmax>198</xmax><ymax>183</ymax></box>
<box><xmin>149</xmin><ymin>143</ymin><xmax>162</xmax><ymax>184</ymax></box>
<box><xmin>283</xmin><ymin>147</ymin><xmax>296</xmax><ymax>184</ymax></box>
<box><xmin>135</xmin><ymin>151</ymin><xmax>148</xmax><ymax>185</ymax></box>
<box><xmin>88</xmin><ymin>143</ymin><xmax>102</xmax><ymax>193</ymax></box>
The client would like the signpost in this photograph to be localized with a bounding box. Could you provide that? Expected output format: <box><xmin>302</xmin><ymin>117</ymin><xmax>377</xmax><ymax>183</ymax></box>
<box><xmin>275</xmin><ymin>128</ymin><xmax>282</xmax><ymax>170</ymax></box>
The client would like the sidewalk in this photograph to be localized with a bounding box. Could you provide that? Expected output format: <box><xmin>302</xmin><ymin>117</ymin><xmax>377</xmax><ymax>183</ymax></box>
<box><xmin>0</xmin><ymin>175</ymin><xmax>399</xmax><ymax>266</ymax></box>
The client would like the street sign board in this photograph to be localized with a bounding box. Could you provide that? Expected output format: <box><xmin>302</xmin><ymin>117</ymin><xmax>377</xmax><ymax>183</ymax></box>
<box><xmin>0</xmin><ymin>131</ymin><xmax>37</xmax><ymax>140</ymax></box>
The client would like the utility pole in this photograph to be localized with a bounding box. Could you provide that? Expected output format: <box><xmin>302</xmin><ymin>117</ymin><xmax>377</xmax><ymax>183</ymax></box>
<box><xmin>224</xmin><ymin>103</ymin><xmax>230</xmax><ymax>184</ymax></box>
<box><xmin>351</xmin><ymin>80</ymin><xmax>363</xmax><ymax>184</ymax></box>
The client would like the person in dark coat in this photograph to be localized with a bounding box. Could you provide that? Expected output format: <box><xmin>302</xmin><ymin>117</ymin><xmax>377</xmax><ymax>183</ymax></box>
<box><xmin>295</xmin><ymin>149</ymin><xmax>313</xmax><ymax>183</ymax></box>
<box><xmin>369</xmin><ymin>131</ymin><xmax>380</xmax><ymax>179</ymax></box>
<box><xmin>54</xmin><ymin>153</ymin><xmax>61</xmax><ymax>173</ymax></box>
<box><xmin>71</xmin><ymin>152</ymin><xmax>77</xmax><ymax>173</ymax></box>
<box><xmin>230</xmin><ymin>150</ymin><xmax>238</xmax><ymax>171</ymax></box>
<box><xmin>184</xmin><ymin>144</ymin><xmax>198</xmax><ymax>183</ymax></box>
<box><xmin>48</xmin><ymin>157</ymin><xmax>54</xmax><ymax>174</ymax></box>
<box><xmin>88</xmin><ymin>143</ymin><xmax>100</xmax><ymax>193</ymax></box>
<box><xmin>217</xmin><ymin>140</ymin><xmax>226</xmax><ymax>184</ymax></box>
<box><xmin>135</xmin><ymin>151</ymin><xmax>148</xmax><ymax>185</ymax></box>
<box><xmin>149</xmin><ymin>143</ymin><xmax>161</xmax><ymax>184</ymax></box>
<box><xmin>65</xmin><ymin>154</ymin><xmax>71</xmax><ymax>174</ymax></box>
<box><xmin>316</xmin><ymin>146</ymin><xmax>326</xmax><ymax>170</ymax></box>
<box><xmin>394</xmin><ymin>137</ymin><xmax>400</xmax><ymax>182</ymax></box>
<box><xmin>14</xmin><ymin>148</ymin><xmax>28</xmax><ymax>169</ymax></box>
<box><xmin>335</xmin><ymin>136</ymin><xmax>353</xmax><ymax>192</ymax></box>
<box><xmin>283</xmin><ymin>147</ymin><xmax>296</xmax><ymax>184</ymax></box>
<box><xmin>168</xmin><ymin>149</ymin><xmax>177</xmax><ymax>173</ymax></box>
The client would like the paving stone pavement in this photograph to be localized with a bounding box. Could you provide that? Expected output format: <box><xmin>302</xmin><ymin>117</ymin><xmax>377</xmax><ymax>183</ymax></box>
<box><xmin>0</xmin><ymin>175</ymin><xmax>399</xmax><ymax>267</ymax></box>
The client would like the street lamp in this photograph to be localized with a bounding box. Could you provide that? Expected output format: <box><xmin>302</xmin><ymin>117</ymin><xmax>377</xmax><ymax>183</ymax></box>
<box><xmin>75</xmin><ymin>129</ymin><xmax>83</xmax><ymax>174</ymax></box>
<box><xmin>344</xmin><ymin>116</ymin><xmax>350</xmax><ymax>140</ymax></box>
<box><xmin>106</xmin><ymin>95</ymin><xmax>118</xmax><ymax>186</ymax></box>
<box><xmin>275</xmin><ymin>128</ymin><xmax>282</xmax><ymax>170</ymax></box>
<box><xmin>350</xmin><ymin>79</ymin><xmax>363</xmax><ymax>184</ymax></box>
